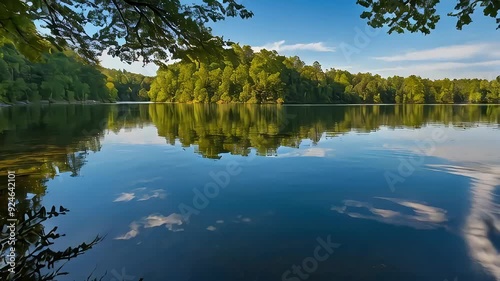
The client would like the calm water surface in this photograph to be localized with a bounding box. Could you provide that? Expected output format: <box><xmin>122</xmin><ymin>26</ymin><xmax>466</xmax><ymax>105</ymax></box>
<box><xmin>1</xmin><ymin>104</ymin><xmax>499</xmax><ymax>281</ymax></box>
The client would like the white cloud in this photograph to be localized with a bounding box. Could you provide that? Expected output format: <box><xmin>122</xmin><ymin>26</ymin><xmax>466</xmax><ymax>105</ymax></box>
<box><xmin>332</xmin><ymin>65</ymin><xmax>353</xmax><ymax>70</ymax></box>
<box><xmin>130</xmin><ymin>177</ymin><xmax>162</xmax><ymax>186</ymax></box>
<box><xmin>252</xmin><ymin>40</ymin><xmax>335</xmax><ymax>53</ymax></box>
<box><xmin>374</xmin><ymin>43</ymin><xmax>499</xmax><ymax>62</ymax></box>
<box><xmin>332</xmin><ymin>197</ymin><xmax>447</xmax><ymax>230</ymax></box>
<box><xmin>279</xmin><ymin>147</ymin><xmax>334</xmax><ymax>158</ymax></box>
<box><xmin>113</xmin><ymin>188</ymin><xmax>167</xmax><ymax>203</ymax></box>
<box><xmin>369</xmin><ymin>60</ymin><xmax>500</xmax><ymax>79</ymax></box>
<box><xmin>144</xmin><ymin>213</ymin><xmax>184</xmax><ymax>231</ymax></box>
<box><xmin>138</xmin><ymin>189</ymin><xmax>167</xmax><ymax>201</ymax></box>
<box><xmin>115</xmin><ymin>222</ymin><xmax>140</xmax><ymax>240</ymax></box>
<box><xmin>113</xmin><ymin>192</ymin><xmax>136</xmax><ymax>202</ymax></box>
<box><xmin>114</xmin><ymin>212</ymin><xmax>185</xmax><ymax>240</ymax></box>
<box><xmin>429</xmin><ymin>164</ymin><xmax>500</xmax><ymax>280</ymax></box>
<box><xmin>104</xmin><ymin>126</ymin><xmax>167</xmax><ymax>145</ymax></box>
<box><xmin>99</xmin><ymin>52</ymin><xmax>159</xmax><ymax>76</ymax></box>
<box><xmin>372</xmin><ymin>60</ymin><xmax>500</xmax><ymax>72</ymax></box>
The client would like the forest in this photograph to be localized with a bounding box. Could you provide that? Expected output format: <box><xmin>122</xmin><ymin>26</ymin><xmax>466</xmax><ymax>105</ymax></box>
<box><xmin>0</xmin><ymin>44</ymin><xmax>150</xmax><ymax>104</ymax></box>
<box><xmin>1</xmin><ymin>43</ymin><xmax>499</xmax><ymax>105</ymax></box>
<box><xmin>149</xmin><ymin>44</ymin><xmax>500</xmax><ymax>104</ymax></box>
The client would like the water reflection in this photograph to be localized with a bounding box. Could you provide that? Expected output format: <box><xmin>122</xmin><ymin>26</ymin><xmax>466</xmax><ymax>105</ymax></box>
<box><xmin>331</xmin><ymin>197</ymin><xmax>448</xmax><ymax>230</ymax></box>
<box><xmin>113</xmin><ymin>188</ymin><xmax>167</xmax><ymax>202</ymax></box>
<box><xmin>430</xmin><ymin>164</ymin><xmax>500</xmax><ymax>280</ymax></box>
<box><xmin>147</xmin><ymin>104</ymin><xmax>499</xmax><ymax>158</ymax></box>
<box><xmin>115</xmin><ymin>213</ymin><xmax>186</xmax><ymax>240</ymax></box>
<box><xmin>1</xmin><ymin>104</ymin><xmax>498</xmax><ymax>163</ymax></box>
<box><xmin>0</xmin><ymin>203</ymin><xmax>102</xmax><ymax>280</ymax></box>
<box><xmin>405</xmin><ymin>126</ymin><xmax>500</xmax><ymax>281</ymax></box>
<box><xmin>0</xmin><ymin>103</ymin><xmax>499</xmax><ymax>280</ymax></box>
<box><xmin>0</xmin><ymin>105</ymin><xmax>113</xmax><ymax>280</ymax></box>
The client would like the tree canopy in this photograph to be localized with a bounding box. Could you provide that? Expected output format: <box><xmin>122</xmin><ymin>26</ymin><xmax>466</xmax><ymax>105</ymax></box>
<box><xmin>357</xmin><ymin>0</ymin><xmax>500</xmax><ymax>34</ymax></box>
<box><xmin>147</xmin><ymin>44</ymin><xmax>500</xmax><ymax>104</ymax></box>
<box><xmin>0</xmin><ymin>0</ymin><xmax>252</xmax><ymax>64</ymax></box>
<box><xmin>1</xmin><ymin>42</ymin><xmax>499</xmax><ymax>105</ymax></box>
<box><xmin>0</xmin><ymin>43</ymin><xmax>150</xmax><ymax>103</ymax></box>
<box><xmin>2</xmin><ymin>0</ymin><xmax>498</xmax><ymax>67</ymax></box>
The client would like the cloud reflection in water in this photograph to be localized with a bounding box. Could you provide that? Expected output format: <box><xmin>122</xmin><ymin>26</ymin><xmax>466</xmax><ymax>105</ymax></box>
<box><xmin>115</xmin><ymin>213</ymin><xmax>185</xmax><ymax>240</ymax></box>
<box><xmin>332</xmin><ymin>197</ymin><xmax>448</xmax><ymax>230</ymax></box>
<box><xmin>429</xmin><ymin>164</ymin><xmax>500</xmax><ymax>281</ymax></box>
<box><xmin>113</xmin><ymin>189</ymin><xmax>166</xmax><ymax>203</ymax></box>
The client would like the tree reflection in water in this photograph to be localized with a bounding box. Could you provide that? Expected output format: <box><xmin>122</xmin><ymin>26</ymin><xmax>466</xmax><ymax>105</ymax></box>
<box><xmin>0</xmin><ymin>103</ymin><xmax>498</xmax><ymax>280</ymax></box>
<box><xmin>0</xmin><ymin>205</ymin><xmax>102</xmax><ymax>280</ymax></box>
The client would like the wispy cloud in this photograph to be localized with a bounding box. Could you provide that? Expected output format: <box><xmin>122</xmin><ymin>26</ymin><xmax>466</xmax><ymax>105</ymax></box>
<box><xmin>369</xmin><ymin>60</ymin><xmax>500</xmax><ymax>79</ymax></box>
<box><xmin>99</xmin><ymin>51</ymin><xmax>159</xmax><ymax>76</ymax></box>
<box><xmin>429</xmin><ymin>164</ymin><xmax>500</xmax><ymax>280</ymax></box>
<box><xmin>279</xmin><ymin>147</ymin><xmax>334</xmax><ymax>158</ymax></box>
<box><xmin>333</xmin><ymin>65</ymin><xmax>353</xmax><ymax>70</ymax></box>
<box><xmin>115</xmin><ymin>222</ymin><xmax>140</xmax><ymax>240</ymax></box>
<box><xmin>332</xmin><ymin>197</ymin><xmax>447</xmax><ymax>230</ymax></box>
<box><xmin>143</xmin><ymin>213</ymin><xmax>184</xmax><ymax>231</ymax></box>
<box><xmin>138</xmin><ymin>189</ymin><xmax>167</xmax><ymax>201</ymax></box>
<box><xmin>252</xmin><ymin>40</ymin><xmax>335</xmax><ymax>53</ymax></box>
<box><xmin>113</xmin><ymin>192</ymin><xmax>136</xmax><ymax>202</ymax></box>
<box><xmin>104</xmin><ymin>127</ymin><xmax>168</xmax><ymax>145</ymax></box>
<box><xmin>115</xmin><ymin>212</ymin><xmax>185</xmax><ymax>240</ymax></box>
<box><xmin>371</xmin><ymin>60</ymin><xmax>500</xmax><ymax>72</ymax></box>
<box><xmin>374</xmin><ymin>43</ymin><xmax>499</xmax><ymax>62</ymax></box>
<box><xmin>113</xmin><ymin>188</ymin><xmax>167</xmax><ymax>203</ymax></box>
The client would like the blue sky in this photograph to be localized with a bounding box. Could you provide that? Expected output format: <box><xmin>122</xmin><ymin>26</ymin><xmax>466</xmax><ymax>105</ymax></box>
<box><xmin>100</xmin><ymin>0</ymin><xmax>500</xmax><ymax>79</ymax></box>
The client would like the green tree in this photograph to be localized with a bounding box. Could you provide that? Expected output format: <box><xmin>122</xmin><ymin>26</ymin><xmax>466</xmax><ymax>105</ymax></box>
<box><xmin>357</xmin><ymin>0</ymin><xmax>500</xmax><ymax>34</ymax></box>
<box><xmin>403</xmin><ymin>76</ymin><xmax>425</xmax><ymax>103</ymax></box>
<box><xmin>146</xmin><ymin>44</ymin><xmax>500</xmax><ymax>105</ymax></box>
<box><xmin>1</xmin><ymin>0</ymin><xmax>252</xmax><ymax>64</ymax></box>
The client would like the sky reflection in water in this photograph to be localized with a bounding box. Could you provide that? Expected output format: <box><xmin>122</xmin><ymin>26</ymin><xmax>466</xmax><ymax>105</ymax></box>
<box><xmin>0</xmin><ymin>104</ymin><xmax>499</xmax><ymax>281</ymax></box>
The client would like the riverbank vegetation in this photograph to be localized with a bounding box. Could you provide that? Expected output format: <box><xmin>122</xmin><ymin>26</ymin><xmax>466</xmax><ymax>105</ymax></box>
<box><xmin>148</xmin><ymin>45</ymin><xmax>500</xmax><ymax>104</ymax></box>
<box><xmin>0</xmin><ymin>44</ymin><xmax>150</xmax><ymax>104</ymax></box>
<box><xmin>1</xmin><ymin>43</ymin><xmax>499</xmax><ymax>105</ymax></box>
<box><xmin>1</xmin><ymin>1</ymin><xmax>499</xmax><ymax>105</ymax></box>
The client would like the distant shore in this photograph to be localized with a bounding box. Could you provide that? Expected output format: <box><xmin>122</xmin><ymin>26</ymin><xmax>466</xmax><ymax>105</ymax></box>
<box><xmin>1</xmin><ymin>101</ymin><xmax>499</xmax><ymax>108</ymax></box>
<box><xmin>0</xmin><ymin>100</ymin><xmax>106</xmax><ymax>107</ymax></box>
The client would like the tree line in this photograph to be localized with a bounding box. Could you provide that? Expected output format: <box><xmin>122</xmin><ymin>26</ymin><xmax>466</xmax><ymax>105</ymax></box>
<box><xmin>148</xmin><ymin>44</ymin><xmax>500</xmax><ymax>104</ymax></box>
<box><xmin>2</xmin><ymin>42</ymin><xmax>499</xmax><ymax>105</ymax></box>
<box><xmin>0</xmin><ymin>44</ymin><xmax>150</xmax><ymax>104</ymax></box>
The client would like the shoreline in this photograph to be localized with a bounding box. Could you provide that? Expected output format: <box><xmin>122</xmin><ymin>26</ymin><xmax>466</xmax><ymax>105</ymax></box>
<box><xmin>1</xmin><ymin>101</ymin><xmax>499</xmax><ymax>107</ymax></box>
<box><xmin>0</xmin><ymin>100</ymin><xmax>106</xmax><ymax>107</ymax></box>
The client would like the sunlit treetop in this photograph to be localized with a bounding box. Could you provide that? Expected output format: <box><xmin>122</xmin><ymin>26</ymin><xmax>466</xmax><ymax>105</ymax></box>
<box><xmin>357</xmin><ymin>0</ymin><xmax>500</xmax><ymax>34</ymax></box>
<box><xmin>0</xmin><ymin>0</ymin><xmax>252</xmax><ymax>65</ymax></box>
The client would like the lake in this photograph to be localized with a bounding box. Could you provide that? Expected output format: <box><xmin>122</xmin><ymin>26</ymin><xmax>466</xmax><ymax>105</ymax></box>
<box><xmin>1</xmin><ymin>104</ymin><xmax>499</xmax><ymax>281</ymax></box>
